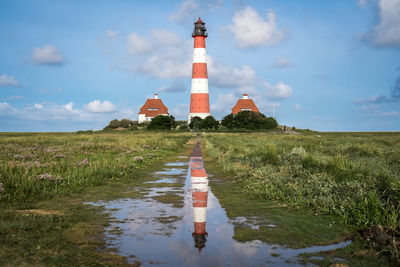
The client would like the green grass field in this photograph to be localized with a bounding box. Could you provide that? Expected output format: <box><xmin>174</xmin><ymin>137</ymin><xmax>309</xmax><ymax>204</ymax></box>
<box><xmin>0</xmin><ymin>132</ymin><xmax>191</xmax><ymax>266</ymax></box>
<box><xmin>0</xmin><ymin>131</ymin><xmax>399</xmax><ymax>265</ymax></box>
<box><xmin>0</xmin><ymin>132</ymin><xmax>191</xmax><ymax>203</ymax></box>
<box><xmin>203</xmin><ymin>132</ymin><xmax>400</xmax><ymax>264</ymax></box>
<box><xmin>204</xmin><ymin>132</ymin><xmax>400</xmax><ymax>227</ymax></box>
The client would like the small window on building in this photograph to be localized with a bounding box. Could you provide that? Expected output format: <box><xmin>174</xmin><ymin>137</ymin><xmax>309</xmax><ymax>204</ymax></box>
<box><xmin>240</xmin><ymin>108</ymin><xmax>252</xmax><ymax>111</ymax></box>
<box><xmin>148</xmin><ymin>108</ymin><xmax>158</xmax><ymax>110</ymax></box>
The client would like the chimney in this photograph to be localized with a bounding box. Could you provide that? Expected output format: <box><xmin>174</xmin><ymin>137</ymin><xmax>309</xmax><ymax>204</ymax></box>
<box><xmin>243</xmin><ymin>94</ymin><xmax>248</xmax><ymax>99</ymax></box>
<box><xmin>154</xmin><ymin>94</ymin><xmax>159</xmax><ymax>99</ymax></box>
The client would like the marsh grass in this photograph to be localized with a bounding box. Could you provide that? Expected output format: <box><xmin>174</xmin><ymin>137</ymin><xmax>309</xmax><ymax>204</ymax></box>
<box><xmin>203</xmin><ymin>132</ymin><xmax>400</xmax><ymax>227</ymax></box>
<box><xmin>0</xmin><ymin>132</ymin><xmax>191</xmax><ymax>266</ymax></box>
<box><xmin>0</xmin><ymin>132</ymin><xmax>191</xmax><ymax>203</ymax></box>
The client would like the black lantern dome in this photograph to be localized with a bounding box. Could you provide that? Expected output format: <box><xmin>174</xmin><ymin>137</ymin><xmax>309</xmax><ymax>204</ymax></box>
<box><xmin>192</xmin><ymin>17</ymin><xmax>208</xmax><ymax>37</ymax></box>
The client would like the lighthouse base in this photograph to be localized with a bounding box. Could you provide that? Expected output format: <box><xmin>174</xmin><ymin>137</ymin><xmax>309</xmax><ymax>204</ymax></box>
<box><xmin>188</xmin><ymin>113</ymin><xmax>211</xmax><ymax>123</ymax></box>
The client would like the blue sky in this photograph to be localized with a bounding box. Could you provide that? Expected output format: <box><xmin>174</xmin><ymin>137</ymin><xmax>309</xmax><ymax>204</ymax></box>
<box><xmin>0</xmin><ymin>0</ymin><xmax>399</xmax><ymax>131</ymax></box>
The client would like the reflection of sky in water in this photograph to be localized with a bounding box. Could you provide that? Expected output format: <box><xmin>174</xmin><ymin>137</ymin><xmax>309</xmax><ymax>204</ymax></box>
<box><xmin>89</xmin><ymin>157</ymin><xmax>350</xmax><ymax>266</ymax></box>
<box><xmin>154</xmin><ymin>168</ymin><xmax>185</xmax><ymax>176</ymax></box>
<box><xmin>144</xmin><ymin>178</ymin><xmax>178</xmax><ymax>184</ymax></box>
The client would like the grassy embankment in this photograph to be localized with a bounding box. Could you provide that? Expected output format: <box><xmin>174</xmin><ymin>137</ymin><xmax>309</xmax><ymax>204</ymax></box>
<box><xmin>203</xmin><ymin>132</ymin><xmax>400</xmax><ymax>264</ymax></box>
<box><xmin>0</xmin><ymin>132</ymin><xmax>191</xmax><ymax>266</ymax></box>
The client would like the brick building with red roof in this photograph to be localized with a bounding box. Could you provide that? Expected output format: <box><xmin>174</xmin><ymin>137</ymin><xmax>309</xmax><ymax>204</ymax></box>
<box><xmin>138</xmin><ymin>94</ymin><xmax>169</xmax><ymax>123</ymax></box>
<box><xmin>232</xmin><ymin>94</ymin><xmax>260</xmax><ymax>114</ymax></box>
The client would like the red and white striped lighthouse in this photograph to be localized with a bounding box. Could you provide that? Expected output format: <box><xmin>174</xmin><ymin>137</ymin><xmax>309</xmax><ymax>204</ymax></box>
<box><xmin>190</xmin><ymin>167</ymin><xmax>208</xmax><ymax>252</ymax></box>
<box><xmin>188</xmin><ymin>17</ymin><xmax>211</xmax><ymax>122</ymax></box>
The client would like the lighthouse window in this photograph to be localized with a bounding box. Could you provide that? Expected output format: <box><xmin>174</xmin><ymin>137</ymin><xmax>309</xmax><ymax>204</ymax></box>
<box><xmin>148</xmin><ymin>108</ymin><xmax>158</xmax><ymax>110</ymax></box>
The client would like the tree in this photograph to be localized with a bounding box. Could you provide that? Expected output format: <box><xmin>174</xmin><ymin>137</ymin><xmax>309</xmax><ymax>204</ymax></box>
<box><xmin>120</xmin><ymin>119</ymin><xmax>133</xmax><ymax>128</ymax></box>
<box><xmin>179</xmin><ymin>124</ymin><xmax>189</xmax><ymax>131</ymax></box>
<box><xmin>108</xmin><ymin>119</ymin><xmax>120</xmax><ymax>129</ymax></box>
<box><xmin>221</xmin><ymin>114</ymin><xmax>234</xmax><ymax>129</ymax></box>
<box><xmin>147</xmin><ymin>115</ymin><xmax>176</xmax><ymax>130</ymax></box>
<box><xmin>189</xmin><ymin>116</ymin><xmax>203</xmax><ymax>131</ymax></box>
<box><xmin>201</xmin><ymin>116</ymin><xmax>219</xmax><ymax>130</ymax></box>
<box><xmin>221</xmin><ymin>111</ymin><xmax>278</xmax><ymax>130</ymax></box>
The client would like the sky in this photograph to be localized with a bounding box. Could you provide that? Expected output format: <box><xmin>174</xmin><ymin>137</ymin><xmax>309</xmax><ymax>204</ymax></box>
<box><xmin>0</xmin><ymin>0</ymin><xmax>399</xmax><ymax>132</ymax></box>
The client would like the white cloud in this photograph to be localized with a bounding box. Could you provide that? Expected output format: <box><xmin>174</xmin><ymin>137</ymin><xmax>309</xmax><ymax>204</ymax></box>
<box><xmin>84</xmin><ymin>100</ymin><xmax>116</xmax><ymax>113</ymax></box>
<box><xmin>354</xmin><ymin>94</ymin><xmax>392</xmax><ymax>104</ymax></box>
<box><xmin>0</xmin><ymin>101</ymin><xmax>136</xmax><ymax>131</ymax></box>
<box><xmin>357</xmin><ymin>0</ymin><xmax>368</xmax><ymax>7</ymax></box>
<box><xmin>355</xmin><ymin>104</ymin><xmax>399</xmax><ymax>117</ymax></box>
<box><xmin>377</xmin><ymin>110</ymin><xmax>399</xmax><ymax>116</ymax></box>
<box><xmin>263</xmin><ymin>81</ymin><xmax>293</xmax><ymax>100</ymax></box>
<box><xmin>0</xmin><ymin>102</ymin><xmax>11</xmax><ymax>111</ymax></box>
<box><xmin>3</xmin><ymin>95</ymin><xmax>23</xmax><ymax>101</ymax></box>
<box><xmin>273</xmin><ymin>57</ymin><xmax>292</xmax><ymax>68</ymax></box>
<box><xmin>293</xmin><ymin>104</ymin><xmax>302</xmax><ymax>110</ymax></box>
<box><xmin>157</xmin><ymin>80</ymin><xmax>187</xmax><ymax>93</ymax></box>
<box><xmin>169</xmin><ymin>0</ymin><xmax>199</xmax><ymax>22</ymax></box>
<box><xmin>355</xmin><ymin>75</ymin><xmax>400</xmax><ymax>104</ymax></box>
<box><xmin>33</xmin><ymin>45</ymin><xmax>64</xmax><ymax>65</ymax></box>
<box><xmin>135</xmin><ymin>47</ymin><xmax>192</xmax><ymax>79</ymax></box>
<box><xmin>127</xmin><ymin>33</ymin><xmax>153</xmax><ymax>55</ymax></box>
<box><xmin>63</xmin><ymin>102</ymin><xmax>74</xmax><ymax>111</ymax></box>
<box><xmin>125</xmin><ymin>30</ymin><xmax>191</xmax><ymax>79</ymax></box>
<box><xmin>227</xmin><ymin>6</ymin><xmax>286</xmax><ymax>48</ymax></box>
<box><xmin>211</xmin><ymin>92</ymin><xmax>237</xmax><ymax>116</ymax></box>
<box><xmin>362</xmin><ymin>0</ymin><xmax>400</xmax><ymax>47</ymax></box>
<box><xmin>170</xmin><ymin>103</ymin><xmax>189</xmax><ymax>120</ymax></box>
<box><xmin>150</xmin><ymin>29</ymin><xmax>182</xmax><ymax>46</ymax></box>
<box><xmin>0</xmin><ymin>74</ymin><xmax>19</xmax><ymax>87</ymax></box>
<box><xmin>106</xmin><ymin>30</ymin><xmax>118</xmax><ymax>39</ymax></box>
<box><xmin>208</xmin><ymin>55</ymin><xmax>257</xmax><ymax>88</ymax></box>
<box><xmin>202</xmin><ymin>0</ymin><xmax>223</xmax><ymax>8</ymax></box>
<box><xmin>34</xmin><ymin>103</ymin><xmax>43</xmax><ymax>109</ymax></box>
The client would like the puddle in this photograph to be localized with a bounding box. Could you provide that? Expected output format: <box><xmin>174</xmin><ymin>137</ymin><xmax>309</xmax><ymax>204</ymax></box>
<box><xmin>165</xmin><ymin>162</ymin><xmax>187</xmax><ymax>167</ymax></box>
<box><xmin>230</xmin><ymin>216</ymin><xmax>277</xmax><ymax>230</ymax></box>
<box><xmin>154</xmin><ymin>168</ymin><xmax>185</xmax><ymax>176</ymax></box>
<box><xmin>144</xmin><ymin>178</ymin><xmax>178</xmax><ymax>184</ymax></box>
<box><xmin>89</xmin><ymin>141</ymin><xmax>350</xmax><ymax>266</ymax></box>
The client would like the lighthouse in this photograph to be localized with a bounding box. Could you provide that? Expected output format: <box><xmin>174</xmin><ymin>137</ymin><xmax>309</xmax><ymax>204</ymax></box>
<box><xmin>190</xmin><ymin>139</ymin><xmax>208</xmax><ymax>252</ymax></box>
<box><xmin>188</xmin><ymin>18</ymin><xmax>211</xmax><ymax>122</ymax></box>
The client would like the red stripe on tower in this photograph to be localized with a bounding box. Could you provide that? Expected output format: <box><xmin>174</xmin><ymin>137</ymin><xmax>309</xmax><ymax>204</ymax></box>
<box><xmin>189</xmin><ymin>17</ymin><xmax>211</xmax><ymax>122</ymax></box>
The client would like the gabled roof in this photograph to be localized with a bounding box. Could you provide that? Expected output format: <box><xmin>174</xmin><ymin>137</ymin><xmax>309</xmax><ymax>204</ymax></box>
<box><xmin>232</xmin><ymin>99</ymin><xmax>260</xmax><ymax>114</ymax></box>
<box><xmin>138</xmin><ymin>99</ymin><xmax>168</xmax><ymax>117</ymax></box>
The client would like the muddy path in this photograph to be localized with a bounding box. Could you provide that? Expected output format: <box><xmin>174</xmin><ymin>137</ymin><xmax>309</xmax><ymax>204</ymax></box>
<box><xmin>88</xmin><ymin>139</ymin><xmax>351</xmax><ymax>266</ymax></box>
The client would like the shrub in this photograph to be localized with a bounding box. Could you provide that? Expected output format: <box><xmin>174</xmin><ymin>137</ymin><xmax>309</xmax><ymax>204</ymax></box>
<box><xmin>105</xmin><ymin>119</ymin><xmax>135</xmax><ymax>130</ymax></box>
<box><xmin>221</xmin><ymin>114</ymin><xmax>234</xmax><ymax>129</ymax></box>
<box><xmin>120</xmin><ymin>119</ymin><xmax>133</xmax><ymax>128</ymax></box>
<box><xmin>108</xmin><ymin>119</ymin><xmax>120</xmax><ymax>129</ymax></box>
<box><xmin>201</xmin><ymin>116</ymin><xmax>219</xmax><ymax>130</ymax></box>
<box><xmin>221</xmin><ymin>111</ymin><xmax>277</xmax><ymax>130</ymax></box>
<box><xmin>179</xmin><ymin>124</ymin><xmax>189</xmax><ymax>131</ymax></box>
<box><xmin>147</xmin><ymin>115</ymin><xmax>176</xmax><ymax>130</ymax></box>
<box><xmin>189</xmin><ymin>117</ymin><xmax>203</xmax><ymax>131</ymax></box>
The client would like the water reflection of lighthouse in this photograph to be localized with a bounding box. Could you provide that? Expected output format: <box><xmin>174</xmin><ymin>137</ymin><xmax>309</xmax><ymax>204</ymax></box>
<box><xmin>190</xmin><ymin>141</ymin><xmax>208</xmax><ymax>252</ymax></box>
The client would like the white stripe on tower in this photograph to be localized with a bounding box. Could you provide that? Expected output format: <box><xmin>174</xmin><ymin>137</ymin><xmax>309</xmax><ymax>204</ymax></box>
<box><xmin>188</xmin><ymin>17</ymin><xmax>211</xmax><ymax>122</ymax></box>
<box><xmin>193</xmin><ymin>48</ymin><xmax>207</xmax><ymax>63</ymax></box>
<box><xmin>191</xmin><ymin>79</ymin><xmax>208</xmax><ymax>94</ymax></box>
<box><xmin>193</xmin><ymin>207</ymin><xmax>207</xmax><ymax>222</ymax></box>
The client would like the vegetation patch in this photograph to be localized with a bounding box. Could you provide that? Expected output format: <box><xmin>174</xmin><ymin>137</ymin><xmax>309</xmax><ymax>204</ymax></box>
<box><xmin>0</xmin><ymin>132</ymin><xmax>191</xmax><ymax>265</ymax></box>
<box><xmin>203</xmin><ymin>132</ymin><xmax>400</xmax><ymax>264</ymax></box>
